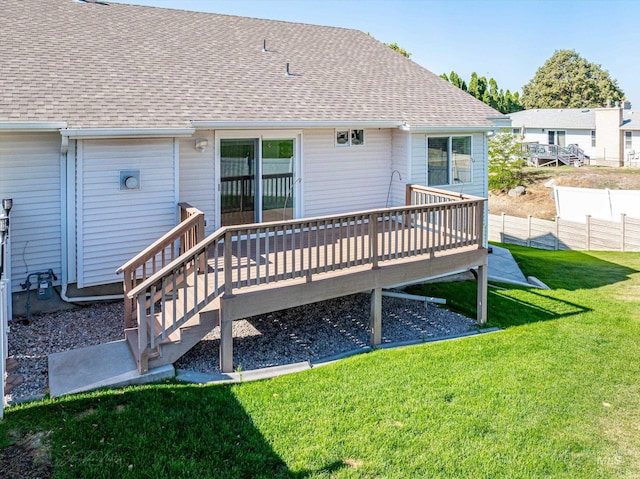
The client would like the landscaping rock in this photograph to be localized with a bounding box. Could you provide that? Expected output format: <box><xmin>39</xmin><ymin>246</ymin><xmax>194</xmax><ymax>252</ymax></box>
<box><xmin>6</xmin><ymin>357</ymin><xmax>19</xmax><ymax>372</ymax></box>
<box><xmin>508</xmin><ymin>186</ymin><xmax>526</xmax><ymax>197</ymax></box>
<box><xmin>5</xmin><ymin>295</ymin><xmax>476</xmax><ymax>404</ymax></box>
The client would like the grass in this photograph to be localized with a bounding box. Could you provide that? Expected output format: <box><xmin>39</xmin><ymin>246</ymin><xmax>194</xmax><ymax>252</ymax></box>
<box><xmin>2</xmin><ymin>245</ymin><xmax>640</xmax><ymax>478</ymax></box>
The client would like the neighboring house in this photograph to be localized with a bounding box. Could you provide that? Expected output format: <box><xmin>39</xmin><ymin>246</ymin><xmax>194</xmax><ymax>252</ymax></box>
<box><xmin>0</xmin><ymin>0</ymin><xmax>507</xmax><ymax>296</ymax></box>
<box><xmin>509</xmin><ymin>102</ymin><xmax>640</xmax><ymax>167</ymax></box>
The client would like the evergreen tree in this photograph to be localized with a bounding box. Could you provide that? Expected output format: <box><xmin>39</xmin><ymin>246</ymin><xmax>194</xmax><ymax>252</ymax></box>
<box><xmin>440</xmin><ymin>71</ymin><xmax>522</xmax><ymax>114</ymax></box>
<box><xmin>385</xmin><ymin>42</ymin><xmax>411</xmax><ymax>58</ymax></box>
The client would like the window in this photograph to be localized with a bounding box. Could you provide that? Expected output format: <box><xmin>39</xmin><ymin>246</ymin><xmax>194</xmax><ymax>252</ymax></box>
<box><xmin>548</xmin><ymin>130</ymin><xmax>566</xmax><ymax>147</ymax></box>
<box><xmin>625</xmin><ymin>131</ymin><xmax>632</xmax><ymax>149</ymax></box>
<box><xmin>427</xmin><ymin>136</ymin><xmax>472</xmax><ymax>186</ymax></box>
<box><xmin>335</xmin><ymin>129</ymin><xmax>364</xmax><ymax>147</ymax></box>
<box><xmin>591</xmin><ymin>130</ymin><xmax>596</xmax><ymax>147</ymax></box>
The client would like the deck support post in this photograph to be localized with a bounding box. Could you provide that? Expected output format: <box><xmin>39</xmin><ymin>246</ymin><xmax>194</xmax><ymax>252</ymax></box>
<box><xmin>370</xmin><ymin>287</ymin><xmax>382</xmax><ymax>346</ymax></box>
<box><xmin>219</xmin><ymin>304</ymin><xmax>234</xmax><ymax>373</ymax></box>
<box><xmin>476</xmin><ymin>263</ymin><xmax>487</xmax><ymax>325</ymax></box>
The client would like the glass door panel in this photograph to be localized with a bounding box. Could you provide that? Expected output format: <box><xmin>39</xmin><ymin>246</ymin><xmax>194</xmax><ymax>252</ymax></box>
<box><xmin>427</xmin><ymin>137</ymin><xmax>449</xmax><ymax>186</ymax></box>
<box><xmin>220</xmin><ymin>139</ymin><xmax>258</xmax><ymax>226</ymax></box>
<box><xmin>262</xmin><ymin>139</ymin><xmax>295</xmax><ymax>222</ymax></box>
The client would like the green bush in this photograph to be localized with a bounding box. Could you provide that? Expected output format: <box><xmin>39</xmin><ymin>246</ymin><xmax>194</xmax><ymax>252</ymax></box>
<box><xmin>488</xmin><ymin>131</ymin><xmax>526</xmax><ymax>192</ymax></box>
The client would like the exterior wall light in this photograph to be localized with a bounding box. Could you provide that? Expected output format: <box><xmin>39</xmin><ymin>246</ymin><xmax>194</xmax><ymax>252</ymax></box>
<box><xmin>195</xmin><ymin>138</ymin><xmax>208</xmax><ymax>152</ymax></box>
<box><xmin>2</xmin><ymin>198</ymin><xmax>13</xmax><ymax>215</ymax></box>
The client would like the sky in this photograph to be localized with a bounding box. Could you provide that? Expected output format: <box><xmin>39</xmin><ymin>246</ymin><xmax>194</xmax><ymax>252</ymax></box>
<box><xmin>109</xmin><ymin>0</ymin><xmax>640</xmax><ymax>107</ymax></box>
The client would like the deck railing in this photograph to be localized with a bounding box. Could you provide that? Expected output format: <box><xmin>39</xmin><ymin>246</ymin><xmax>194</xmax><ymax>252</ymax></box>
<box><xmin>126</xmin><ymin>186</ymin><xmax>485</xmax><ymax>372</ymax></box>
<box><xmin>116</xmin><ymin>203</ymin><xmax>205</xmax><ymax>328</ymax></box>
<box><xmin>523</xmin><ymin>142</ymin><xmax>586</xmax><ymax>166</ymax></box>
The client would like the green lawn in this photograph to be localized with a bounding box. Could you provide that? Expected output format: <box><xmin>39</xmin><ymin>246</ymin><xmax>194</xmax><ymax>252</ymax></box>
<box><xmin>2</xmin><ymin>246</ymin><xmax>640</xmax><ymax>478</ymax></box>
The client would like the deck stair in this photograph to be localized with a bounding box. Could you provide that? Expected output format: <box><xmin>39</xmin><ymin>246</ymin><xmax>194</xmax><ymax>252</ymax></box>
<box><xmin>115</xmin><ymin>187</ymin><xmax>489</xmax><ymax>376</ymax></box>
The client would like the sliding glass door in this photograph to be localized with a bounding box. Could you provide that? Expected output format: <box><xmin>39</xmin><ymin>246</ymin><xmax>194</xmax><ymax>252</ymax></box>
<box><xmin>220</xmin><ymin>137</ymin><xmax>296</xmax><ymax>226</ymax></box>
<box><xmin>220</xmin><ymin>139</ymin><xmax>258</xmax><ymax>226</ymax></box>
<box><xmin>262</xmin><ymin>139</ymin><xmax>295</xmax><ymax>222</ymax></box>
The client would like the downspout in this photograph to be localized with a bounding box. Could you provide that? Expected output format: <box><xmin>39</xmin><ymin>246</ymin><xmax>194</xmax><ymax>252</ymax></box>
<box><xmin>484</xmin><ymin>130</ymin><xmax>495</xmax><ymax>248</ymax></box>
<box><xmin>59</xmin><ymin>134</ymin><xmax>123</xmax><ymax>303</ymax></box>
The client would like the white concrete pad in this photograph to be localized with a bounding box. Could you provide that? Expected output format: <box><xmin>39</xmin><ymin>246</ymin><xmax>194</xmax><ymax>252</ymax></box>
<box><xmin>48</xmin><ymin>340</ymin><xmax>174</xmax><ymax>397</ymax></box>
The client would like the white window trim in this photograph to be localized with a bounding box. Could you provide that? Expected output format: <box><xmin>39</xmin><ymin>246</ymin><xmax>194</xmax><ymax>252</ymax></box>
<box><xmin>214</xmin><ymin>129</ymin><xmax>303</xmax><ymax>227</ymax></box>
<box><xmin>625</xmin><ymin>131</ymin><xmax>633</xmax><ymax>149</ymax></box>
<box><xmin>335</xmin><ymin>128</ymin><xmax>365</xmax><ymax>147</ymax></box>
<box><xmin>426</xmin><ymin>135</ymin><xmax>473</xmax><ymax>187</ymax></box>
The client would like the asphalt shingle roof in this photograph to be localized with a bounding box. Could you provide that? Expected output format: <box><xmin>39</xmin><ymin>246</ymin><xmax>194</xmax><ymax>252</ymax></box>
<box><xmin>508</xmin><ymin>109</ymin><xmax>596</xmax><ymax>130</ymax></box>
<box><xmin>1</xmin><ymin>0</ymin><xmax>501</xmax><ymax>129</ymax></box>
<box><xmin>622</xmin><ymin>110</ymin><xmax>640</xmax><ymax>130</ymax></box>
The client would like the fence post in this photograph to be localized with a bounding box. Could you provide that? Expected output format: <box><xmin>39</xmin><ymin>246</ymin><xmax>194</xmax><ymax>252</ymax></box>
<box><xmin>621</xmin><ymin>213</ymin><xmax>626</xmax><ymax>252</ymax></box>
<box><xmin>585</xmin><ymin>215</ymin><xmax>591</xmax><ymax>251</ymax></box>
<box><xmin>405</xmin><ymin>184</ymin><xmax>412</xmax><ymax>206</ymax></box>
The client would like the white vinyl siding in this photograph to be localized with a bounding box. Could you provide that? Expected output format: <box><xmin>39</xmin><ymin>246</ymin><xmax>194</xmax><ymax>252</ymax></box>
<box><xmin>77</xmin><ymin>139</ymin><xmax>177</xmax><ymax>287</ymax></box>
<box><xmin>179</xmin><ymin>131</ymin><xmax>216</xmax><ymax>235</ymax></box>
<box><xmin>0</xmin><ymin>132</ymin><xmax>62</xmax><ymax>292</ymax></box>
<box><xmin>302</xmin><ymin>128</ymin><xmax>392</xmax><ymax>217</ymax></box>
<box><xmin>390</xmin><ymin>129</ymin><xmax>410</xmax><ymax>207</ymax></box>
<box><xmin>411</xmin><ymin>132</ymin><xmax>486</xmax><ymax>198</ymax></box>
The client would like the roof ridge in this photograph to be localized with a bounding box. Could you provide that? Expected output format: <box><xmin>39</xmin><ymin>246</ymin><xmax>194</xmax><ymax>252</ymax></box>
<box><xmin>105</xmin><ymin>0</ymin><xmax>364</xmax><ymax>33</ymax></box>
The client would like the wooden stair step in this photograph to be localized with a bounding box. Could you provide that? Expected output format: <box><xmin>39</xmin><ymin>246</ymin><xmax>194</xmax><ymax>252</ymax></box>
<box><xmin>125</xmin><ymin>328</ymin><xmax>160</xmax><ymax>361</ymax></box>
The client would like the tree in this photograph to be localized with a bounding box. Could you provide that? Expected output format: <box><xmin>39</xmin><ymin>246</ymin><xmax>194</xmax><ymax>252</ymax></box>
<box><xmin>385</xmin><ymin>42</ymin><xmax>411</xmax><ymax>58</ymax></box>
<box><xmin>441</xmin><ymin>71</ymin><xmax>522</xmax><ymax>114</ymax></box>
<box><xmin>521</xmin><ymin>49</ymin><xmax>625</xmax><ymax>109</ymax></box>
<box><xmin>488</xmin><ymin>131</ymin><xmax>525</xmax><ymax>192</ymax></box>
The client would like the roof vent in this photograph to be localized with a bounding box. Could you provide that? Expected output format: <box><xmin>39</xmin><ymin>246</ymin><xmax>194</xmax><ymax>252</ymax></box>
<box><xmin>262</xmin><ymin>40</ymin><xmax>268</xmax><ymax>53</ymax></box>
<box><xmin>285</xmin><ymin>63</ymin><xmax>293</xmax><ymax>77</ymax></box>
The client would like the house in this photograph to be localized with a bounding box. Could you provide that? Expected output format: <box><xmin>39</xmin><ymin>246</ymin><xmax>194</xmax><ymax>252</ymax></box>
<box><xmin>1</xmin><ymin>0</ymin><xmax>507</xmax><ymax>378</ymax></box>
<box><xmin>509</xmin><ymin>102</ymin><xmax>640</xmax><ymax>167</ymax></box>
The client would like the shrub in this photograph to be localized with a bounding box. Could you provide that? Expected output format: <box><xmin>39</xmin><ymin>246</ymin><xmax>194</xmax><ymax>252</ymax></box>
<box><xmin>488</xmin><ymin>130</ymin><xmax>526</xmax><ymax>192</ymax></box>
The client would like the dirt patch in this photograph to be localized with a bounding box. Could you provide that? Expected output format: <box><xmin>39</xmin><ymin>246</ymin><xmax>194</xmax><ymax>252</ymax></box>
<box><xmin>488</xmin><ymin>166</ymin><xmax>640</xmax><ymax>219</ymax></box>
<box><xmin>0</xmin><ymin>431</ymin><xmax>52</xmax><ymax>479</ymax></box>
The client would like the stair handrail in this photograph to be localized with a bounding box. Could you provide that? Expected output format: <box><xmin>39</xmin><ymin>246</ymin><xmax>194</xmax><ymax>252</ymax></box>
<box><xmin>117</xmin><ymin>203</ymin><xmax>205</xmax><ymax>328</ymax></box>
<box><xmin>128</xmin><ymin>188</ymin><xmax>485</xmax><ymax>301</ymax></box>
<box><xmin>126</xmin><ymin>187</ymin><xmax>486</xmax><ymax>372</ymax></box>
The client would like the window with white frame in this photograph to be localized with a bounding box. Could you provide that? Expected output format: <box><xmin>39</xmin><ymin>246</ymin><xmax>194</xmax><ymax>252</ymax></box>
<box><xmin>335</xmin><ymin>129</ymin><xmax>364</xmax><ymax>147</ymax></box>
<box><xmin>427</xmin><ymin>136</ymin><xmax>472</xmax><ymax>186</ymax></box>
<box><xmin>625</xmin><ymin>131</ymin><xmax>632</xmax><ymax>149</ymax></box>
<box><xmin>591</xmin><ymin>130</ymin><xmax>596</xmax><ymax>147</ymax></box>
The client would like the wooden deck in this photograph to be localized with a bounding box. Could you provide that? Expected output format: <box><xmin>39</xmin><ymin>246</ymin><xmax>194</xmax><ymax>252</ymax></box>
<box><xmin>118</xmin><ymin>186</ymin><xmax>488</xmax><ymax>373</ymax></box>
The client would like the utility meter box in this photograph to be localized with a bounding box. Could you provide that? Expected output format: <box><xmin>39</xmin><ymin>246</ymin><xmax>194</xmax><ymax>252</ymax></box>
<box><xmin>37</xmin><ymin>271</ymin><xmax>54</xmax><ymax>300</ymax></box>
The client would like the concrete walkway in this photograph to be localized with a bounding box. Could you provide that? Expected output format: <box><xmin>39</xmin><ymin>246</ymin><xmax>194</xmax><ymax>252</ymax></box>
<box><xmin>487</xmin><ymin>245</ymin><xmax>548</xmax><ymax>288</ymax></box>
<box><xmin>45</xmin><ymin>245</ymin><xmax>537</xmax><ymax>397</ymax></box>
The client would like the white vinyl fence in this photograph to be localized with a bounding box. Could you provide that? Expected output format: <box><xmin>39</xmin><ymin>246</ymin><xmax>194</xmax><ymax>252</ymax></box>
<box><xmin>489</xmin><ymin>213</ymin><xmax>640</xmax><ymax>251</ymax></box>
